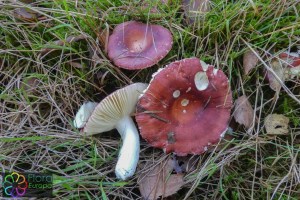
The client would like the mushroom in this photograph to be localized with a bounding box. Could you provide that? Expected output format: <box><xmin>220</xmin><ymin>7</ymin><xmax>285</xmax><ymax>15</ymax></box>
<box><xmin>107</xmin><ymin>21</ymin><xmax>173</xmax><ymax>70</ymax></box>
<box><xmin>74</xmin><ymin>83</ymin><xmax>148</xmax><ymax>180</ymax></box>
<box><xmin>74</xmin><ymin>101</ymin><xmax>98</xmax><ymax>129</ymax></box>
<box><xmin>136</xmin><ymin>58</ymin><xmax>232</xmax><ymax>156</ymax></box>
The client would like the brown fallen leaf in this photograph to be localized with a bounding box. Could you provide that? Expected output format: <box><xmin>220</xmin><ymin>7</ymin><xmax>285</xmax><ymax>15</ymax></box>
<box><xmin>138</xmin><ymin>159</ymin><xmax>184</xmax><ymax>200</ymax></box>
<box><xmin>267</xmin><ymin>59</ymin><xmax>285</xmax><ymax>92</ymax></box>
<box><xmin>40</xmin><ymin>34</ymin><xmax>88</xmax><ymax>55</ymax></box>
<box><xmin>233</xmin><ymin>95</ymin><xmax>255</xmax><ymax>129</ymax></box>
<box><xmin>67</xmin><ymin>61</ymin><xmax>84</xmax><ymax>69</ymax></box>
<box><xmin>182</xmin><ymin>0</ymin><xmax>211</xmax><ymax>24</ymax></box>
<box><xmin>97</xmin><ymin>25</ymin><xmax>109</xmax><ymax>54</ymax></box>
<box><xmin>243</xmin><ymin>50</ymin><xmax>259</xmax><ymax>75</ymax></box>
<box><xmin>14</xmin><ymin>8</ymin><xmax>39</xmax><ymax>21</ymax></box>
<box><xmin>264</xmin><ymin>114</ymin><xmax>289</xmax><ymax>135</ymax></box>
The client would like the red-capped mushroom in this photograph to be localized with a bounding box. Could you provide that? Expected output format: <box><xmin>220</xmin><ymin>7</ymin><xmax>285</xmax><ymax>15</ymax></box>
<box><xmin>279</xmin><ymin>51</ymin><xmax>300</xmax><ymax>76</ymax></box>
<box><xmin>136</xmin><ymin>58</ymin><xmax>232</xmax><ymax>156</ymax></box>
<box><xmin>107</xmin><ymin>21</ymin><xmax>173</xmax><ymax>70</ymax></box>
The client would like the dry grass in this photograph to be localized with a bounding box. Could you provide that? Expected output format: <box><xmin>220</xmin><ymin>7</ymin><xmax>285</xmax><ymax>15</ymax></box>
<box><xmin>0</xmin><ymin>0</ymin><xmax>300</xmax><ymax>199</ymax></box>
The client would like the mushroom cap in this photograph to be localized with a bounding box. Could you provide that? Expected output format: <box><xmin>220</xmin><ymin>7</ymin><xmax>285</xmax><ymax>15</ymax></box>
<box><xmin>136</xmin><ymin>58</ymin><xmax>232</xmax><ymax>156</ymax></box>
<box><xmin>107</xmin><ymin>21</ymin><xmax>173</xmax><ymax>70</ymax></box>
<box><xmin>83</xmin><ymin>83</ymin><xmax>148</xmax><ymax>134</ymax></box>
<box><xmin>279</xmin><ymin>52</ymin><xmax>300</xmax><ymax>68</ymax></box>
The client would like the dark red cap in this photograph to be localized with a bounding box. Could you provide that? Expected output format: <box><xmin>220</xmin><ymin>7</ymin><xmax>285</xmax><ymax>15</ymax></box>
<box><xmin>136</xmin><ymin>58</ymin><xmax>232</xmax><ymax>156</ymax></box>
<box><xmin>279</xmin><ymin>52</ymin><xmax>300</xmax><ymax>67</ymax></box>
<box><xmin>107</xmin><ymin>21</ymin><xmax>173</xmax><ymax>70</ymax></box>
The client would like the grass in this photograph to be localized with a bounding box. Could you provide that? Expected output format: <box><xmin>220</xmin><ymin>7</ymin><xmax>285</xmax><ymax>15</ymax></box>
<box><xmin>0</xmin><ymin>0</ymin><xmax>300</xmax><ymax>199</ymax></box>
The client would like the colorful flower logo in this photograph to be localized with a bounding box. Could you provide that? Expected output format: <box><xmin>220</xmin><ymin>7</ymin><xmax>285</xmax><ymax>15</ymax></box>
<box><xmin>3</xmin><ymin>172</ymin><xmax>28</xmax><ymax>197</ymax></box>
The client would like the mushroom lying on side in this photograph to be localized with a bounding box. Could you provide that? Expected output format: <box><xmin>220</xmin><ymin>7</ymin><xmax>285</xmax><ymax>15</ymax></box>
<box><xmin>74</xmin><ymin>83</ymin><xmax>148</xmax><ymax>180</ymax></box>
<box><xmin>136</xmin><ymin>58</ymin><xmax>232</xmax><ymax>156</ymax></box>
<box><xmin>107</xmin><ymin>21</ymin><xmax>173</xmax><ymax>70</ymax></box>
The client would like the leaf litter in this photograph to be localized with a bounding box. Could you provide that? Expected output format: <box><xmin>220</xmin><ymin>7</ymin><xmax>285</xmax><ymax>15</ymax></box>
<box><xmin>233</xmin><ymin>95</ymin><xmax>255</xmax><ymax>129</ymax></box>
<box><xmin>243</xmin><ymin>50</ymin><xmax>259</xmax><ymax>75</ymax></box>
<box><xmin>264</xmin><ymin>114</ymin><xmax>289</xmax><ymax>135</ymax></box>
<box><xmin>138</xmin><ymin>158</ymin><xmax>184</xmax><ymax>200</ymax></box>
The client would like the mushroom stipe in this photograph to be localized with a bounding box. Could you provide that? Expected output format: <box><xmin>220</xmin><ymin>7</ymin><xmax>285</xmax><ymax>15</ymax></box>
<box><xmin>74</xmin><ymin>83</ymin><xmax>148</xmax><ymax>180</ymax></box>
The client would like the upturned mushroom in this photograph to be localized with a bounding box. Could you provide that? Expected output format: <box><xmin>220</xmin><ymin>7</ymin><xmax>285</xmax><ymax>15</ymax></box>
<box><xmin>74</xmin><ymin>102</ymin><xmax>98</xmax><ymax>129</ymax></box>
<box><xmin>107</xmin><ymin>21</ymin><xmax>173</xmax><ymax>70</ymax></box>
<box><xmin>136</xmin><ymin>58</ymin><xmax>232</xmax><ymax>156</ymax></box>
<box><xmin>74</xmin><ymin>83</ymin><xmax>148</xmax><ymax>180</ymax></box>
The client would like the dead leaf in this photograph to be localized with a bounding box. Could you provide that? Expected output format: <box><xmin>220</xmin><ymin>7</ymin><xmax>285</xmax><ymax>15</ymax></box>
<box><xmin>97</xmin><ymin>25</ymin><xmax>109</xmax><ymax>54</ymax></box>
<box><xmin>267</xmin><ymin>59</ymin><xmax>285</xmax><ymax>92</ymax></box>
<box><xmin>138</xmin><ymin>159</ymin><xmax>184</xmax><ymax>200</ymax></box>
<box><xmin>67</xmin><ymin>61</ymin><xmax>83</xmax><ymax>69</ymax></box>
<box><xmin>182</xmin><ymin>0</ymin><xmax>211</xmax><ymax>24</ymax></box>
<box><xmin>14</xmin><ymin>8</ymin><xmax>38</xmax><ymax>21</ymax></box>
<box><xmin>40</xmin><ymin>34</ymin><xmax>88</xmax><ymax>55</ymax></box>
<box><xmin>243</xmin><ymin>50</ymin><xmax>259</xmax><ymax>75</ymax></box>
<box><xmin>264</xmin><ymin>114</ymin><xmax>289</xmax><ymax>135</ymax></box>
<box><xmin>233</xmin><ymin>95</ymin><xmax>255</xmax><ymax>128</ymax></box>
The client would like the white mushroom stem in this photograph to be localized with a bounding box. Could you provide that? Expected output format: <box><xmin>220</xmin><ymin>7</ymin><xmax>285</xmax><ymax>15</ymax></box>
<box><xmin>115</xmin><ymin>116</ymin><xmax>140</xmax><ymax>180</ymax></box>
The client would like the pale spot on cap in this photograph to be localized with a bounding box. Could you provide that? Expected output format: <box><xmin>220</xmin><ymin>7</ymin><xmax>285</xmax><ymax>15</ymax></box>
<box><xmin>194</xmin><ymin>71</ymin><xmax>209</xmax><ymax>91</ymax></box>
<box><xmin>173</xmin><ymin>90</ymin><xmax>180</xmax><ymax>98</ymax></box>
<box><xmin>186</xmin><ymin>87</ymin><xmax>192</xmax><ymax>93</ymax></box>
<box><xmin>213</xmin><ymin>68</ymin><xmax>218</xmax><ymax>75</ymax></box>
<box><xmin>200</xmin><ymin>60</ymin><xmax>209</xmax><ymax>71</ymax></box>
<box><xmin>181</xmin><ymin>99</ymin><xmax>189</xmax><ymax>106</ymax></box>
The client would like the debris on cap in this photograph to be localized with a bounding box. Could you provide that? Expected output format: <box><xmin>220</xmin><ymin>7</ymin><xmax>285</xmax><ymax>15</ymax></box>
<box><xmin>136</xmin><ymin>57</ymin><xmax>232</xmax><ymax>156</ymax></box>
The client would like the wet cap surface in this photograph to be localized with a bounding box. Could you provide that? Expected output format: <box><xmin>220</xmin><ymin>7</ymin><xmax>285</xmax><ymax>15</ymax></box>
<box><xmin>107</xmin><ymin>21</ymin><xmax>173</xmax><ymax>70</ymax></box>
<box><xmin>136</xmin><ymin>58</ymin><xmax>232</xmax><ymax>156</ymax></box>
